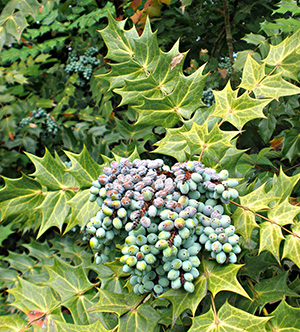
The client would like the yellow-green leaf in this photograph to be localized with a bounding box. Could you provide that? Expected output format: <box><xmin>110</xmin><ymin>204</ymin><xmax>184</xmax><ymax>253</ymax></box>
<box><xmin>190</xmin><ymin>301</ymin><xmax>269</xmax><ymax>331</ymax></box>
<box><xmin>212</xmin><ymin>81</ymin><xmax>270</xmax><ymax>130</ymax></box>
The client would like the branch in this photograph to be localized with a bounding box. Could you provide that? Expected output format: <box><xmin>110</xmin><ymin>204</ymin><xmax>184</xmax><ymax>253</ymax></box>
<box><xmin>222</xmin><ymin>0</ymin><xmax>234</xmax><ymax>65</ymax></box>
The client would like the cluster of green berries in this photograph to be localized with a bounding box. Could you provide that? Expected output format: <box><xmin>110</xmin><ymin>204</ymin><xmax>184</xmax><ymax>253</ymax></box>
<box><xmin>18</xmin><ymin>108</ymin><xmax>58</xmax><ymax>136</ymax></box>
<box><xmin>218</xmin><ymin>56</ymin><xmax>232</xmax><ymax>76</ymax></box>
<box><xmin>201</xmin><ymin>88</ymin><xmax>215</xmax><ymax>107</ymax></box>
<box><xmin>65</xmin><ymin>47</ymin><xmax>101</xmax><ymax>86</ymax></box>
<box><xmin>84</xmin><ymin>159</ymin><xmax>241</xmax><ymax>296</ymax></box>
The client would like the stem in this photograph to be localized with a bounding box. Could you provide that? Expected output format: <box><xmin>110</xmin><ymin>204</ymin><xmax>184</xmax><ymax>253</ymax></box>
<box><xmin>211</xmin><ymin>294</ymin><xmax>219</xmax><ymax>326</ymax></box>
<box><xmin>198</xmin><ymin>144</ymin><xmax>207</xmax><ymax>161</ymax></box>
<box><xmin>211</xmin><ymin>28</ymin><xmax>225</xmax><ymax>58</ymax></box>
<box><xmin>222</xmin><ymin>0</ymin><xmax>234</xmax><ymax>65</ymax></box>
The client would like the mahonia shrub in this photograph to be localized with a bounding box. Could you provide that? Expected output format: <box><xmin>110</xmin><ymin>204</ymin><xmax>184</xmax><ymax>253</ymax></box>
<box><xmin>0</xmin><ymin>12</ymin><xmax>300</xmax><ymax>332</ymax></box>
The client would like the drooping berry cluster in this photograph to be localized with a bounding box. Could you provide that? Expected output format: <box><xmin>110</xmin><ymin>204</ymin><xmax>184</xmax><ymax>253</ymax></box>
<box><xmin>18</xmin><ymin>108</ymin><xmax>58</xmax><ymax>136</ymax></box>
<box><xmin>84</xmin><ymin>159</ymin><xmax>241</xmax><ymax>295</ymax></box>
<box><xmin>65</xmin><ymin>47</ymin><xmax>101</xmax><ymax>86</ymax></box>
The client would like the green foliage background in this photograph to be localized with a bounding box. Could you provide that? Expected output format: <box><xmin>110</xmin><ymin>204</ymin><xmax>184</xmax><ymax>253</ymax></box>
<box><xmin>0</xmin><ymin>0</ymin><xmax>300</xmax><ymax>331</ymax></box>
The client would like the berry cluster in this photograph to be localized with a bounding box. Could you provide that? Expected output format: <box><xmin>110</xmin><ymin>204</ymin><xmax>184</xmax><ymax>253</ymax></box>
<box><xmin>65</xmin><ymin>47</ymin><xmax>101</xmax><ymax>86</ymax></box>
<box><xmin>18</xmin><ymin>108</ymin><xmax>58</xmax><ymax>136</ymax></box>
<box><xmin>201</xmin><ymin>88</ymin><xmax>215</xmax><ymax>107</ymax></box>
<box><xmin>218</xmin><ymin>56</ymin><xmax>232</xmax><ymax>76</ymax></box>
<box><xmin>85</xmin><ymin>159</ymin><xmax>240</xmax><ymax>295</ymax></box>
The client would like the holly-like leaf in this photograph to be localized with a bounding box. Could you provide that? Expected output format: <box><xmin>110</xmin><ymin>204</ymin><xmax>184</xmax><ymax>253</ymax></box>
<box><xmin>239</xmin><ymin>55</ymin><xmax>265</xmax><ymax>91</ymax></box>
<box><xmin>118</xmin><ymin>302</ymin><xmax>161</xmax><ymax>332</ymax></box>
<box><xmin>282</xmin><ymin>129</ymin><xmax>300</xmax><ymax>163</ymax></box>
<box><xmin>4</xmin><ymin>251</ymin><xmax>37</xmax><ymax>275</ymax></box>
<box><xmin>232</xmin><ymin>207</ymin><xmax>259</xmax><ymax>247</ymax></box>
<box><xmin>202</xmin><ymin>260</ymin><xmax>250</xmax><ymax>299</ymax></box>
<box><xmin>239</xmin><ymin>55</ymin><xmax>300</xmax><ymax>100</ymax></box>
<box><xmin>0</xmin><ymin>174</ymin><xmax>44</xmax><ymax>221</ymax></box>
<box><xmin>181</xmin><ymin>122</ymin><xmax>238</xmax><ymax>165</ymax></box>
<box><xmin>268</xmin><ymin>168</ymin><xmax>300</xmax><ymax>204</ymax></box>
<box><xmin>252</xmin><ymin>73</ymin><xmax>300</xmax><ymax>100</ymax></box>
<box><xmin>90</xmin><ymin>289</ymin><xmax>141</xmax><ymax>316</ymax></box>
<box><xmin>88</xmin><ymin>263</ymin><xmax>126</xmax><ymax>294</ymax></box>
<box><xmin>238</xmin><ymin>183</ymin><xmax>275</xmax><ymax>212</ymax></box>
<box><xmin>190</xmin><ymin>301</ymin><xmax>269</xmax><ymax>331</ymax></box>
<box><xmin>8</xmin><ymin>278</ymin><xmax>61</xmax><ymax>314</ymax></box>
<box><xmin>0</xmin><ymin>224</ymin><xmax>14</xmax><ymax>246</ymax></box>
<box><xmin>99</xmin><ymin>12</ymin><xmax>138</xmax><ymax>63</ymax></box>
<box><xmin>0</xmin><ymin>314</ymin><xmax>31</xmax><ymax>332</ymax></box>
<box><xmin>282</xmin><ymin>222</ymin><xmax>300</xmax><ymax>269</ymax></box>
<box><xmin>54</xmin><ymin>320</ymin><xmax>109</xmax><ymax>332</ymax></box>
<box><xmin>267</xmin><ymin>300</ymin><xmax>300</xmax><ymax>331</ymax></box>
<box><xmin>240</xmin><ymin>252</ymin><xmax>278</xmax><ymax>282</ymax></box>
<box><xmin>154</xmin><ymin>125</ymin><xmax>189</xmax><ymax>162</ymax></box>
<box><xmin>161</xmin><ymin>273</ymin><xmax>207</xmax><ymax>323</ymax></box>
<box><xmin>263</xmin><ymin>29</ymin><xmax>300</xmax><ymax>80</ymax></box>
<box><xmin>45</xmin><ymin>258</ymin><xmax>96</xmax><ymax>325</ymax></box>
<box><xmin>64</xmin><ymin>147</ymin><xmax>102</xmax><ymax>189</ymax></box>
<box><xmin>65</xmin><ymin>189</ymin><xmax>100</xmax><ymax>233</ymax></box>
<box><xmin>254</xmin><ymin>272</ymin><xmax>298</xmax><ymax>308</ymax></box>
<box><xmin>36</xmin><ymin>190</ymin><xmax>74</xmax><ymax>238</ymax></box>
<box><xmin>26</xmin><ymin>149</ymin><xmax>78</xmax><ymax>191</ymax></box>
<box><xmin>258</xmin><ymin>222</ymin><xmax>284</xmax><ymax>262</ymax></box>
<box><xmin>267</xmin><ymin>197</ymin><xmax>300</xmax><ymax>226</ymax></box>
<box><xmin>211</xmin><ymin>82</ymin><xmax>270</xmax><ymax>130</ymax></box>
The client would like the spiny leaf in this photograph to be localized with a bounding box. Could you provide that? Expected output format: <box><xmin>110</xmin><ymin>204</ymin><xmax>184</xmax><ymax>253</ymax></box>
<box><xmin>282</xmin><ymin>222</ymin><xmax>300</xmax><ymax>269</ymax></box>
<box><xmin>88</xmin><ymin>263</ymin><xmax>126</xmax><ymax>294</ymax></box>
<box><xmin>45</xmin><ymin>258</ymin><xmax>97</xmax><ymax>325</ymax></box>
<box><xmin>190</xmin><ymin>301</ymin><xmax>269</xmax><ymax>331</ymax></box>
<box><xmin>258</xmin><ymin>222</ymin><xmax>285</xmax><ymax>262</ymax></box>
<box><xmin>130</xmin><ymin>65</ymin><xmax>207</xmax><ymax>126</ymax></box>
<box><xmin>0</xmin><ymin>314</ymin><xmax>31</xmax><ymax>332</ymax></box>
<box><xmin>254</xmin><ymin>272</ymin><xmax>298</xmax><ymax>308</ymax></box>
<box><xmin>90</xmin><ymin>289</ymin><xmax>141</xmax><ymax>316</ymax></box>
<box><xmin>240</xmin><ymin>252</ymin><xmax>278</xmax><ymax>282</ymax></box>
<box><xmin>64</xmin><ymin>146</ymin><xmax>102</xmax><ymax>189</ymax></box>
<box><xmin>0</xmin><ymin>224</ymin><xmax>14</xmax><ymax>246</ymax></box>
<box><xmin>239</xmin><ymin>55</ymin><xmax>300</xmax><ymax>100</ymax></box>
<box><xmin>54</xmin><ymin>320</ymin><xmax>109</xmax><ymax>332</ymax></box>
<box><xmin>161</xmin><ymin>273</ymin><xmax>207</xmax><ymax>323</ymax></box>
<box><xmin>267</xmin><ymin>300</ymin><xmax>300</xmax><ymax>331</ymax></box>
<box><xmin>267</xmin><ymin>197</ymin><xmax>300</xmax><ymax>226</ymax></box>
<box><xmin>36</xmin><ymin>190</ymin><xmax>74</xmax><ymax>238</ymax></box>
<box><xmin>4</xmin><ymin>251</ymin><xmax>37</xmax><ymax>274</ymax></box>
<box><xmin>154</xmin><ymin>125</ymin><xmax>189</xmax><ymax>162</ymax></box>
<box><xmin>0</xmin><ymin>174</ymin><xmax>44</xmax><ymax>221</ymax></box>
<box><xmin>252</xmin><ymin>73</ymin><xmax>300</xmax><ymax>100</ymax></box>
<box><xmin>0</xmin><ymin>267</ymin><xmax>18</xmax><ymax>289</ymax></box>
<box><xmin>239</xmin><ymin>183</ymin><xmax>275</xmax><ymax>212</ymax></box>
<box><xmin>8</xmin><ymin>278</ymin><xmax>61</xmax><ymax>314</ymax></box>
<box><xmin>211</xmin><ymin>81</ymin><xmax>270</xmax><ymax>130</ymax></box>
<box><xmin>181</xmin><ymin>122</ymin><xmax>238</xmax><ymax>164</ymax></box>
<box><xmin>268</xmin><ymin>168</ymin><xmax>300</xmax><ymax>204</ymax></box>
<box><xmin>65</xmin><ymin>189</ymin><xmax>100</xmax><ymax>233</ymax></box>
<box><xmin>99</xmin><ymin>12</ymin><xmax>138</xmax><ymax>63</ymax></box>
<box><xmin>45</xmin><ymin>257</ymin><xmax>93</xmax><ymax>302</ymax></box>
<box><xmin>263</xmin><ymin>29</ymin><xmax>300</xmax><ymax>80</ymax></box>
<box><xmin>118</xmin><ymin>302</ymin><xmax>161</xmax><ymax>332</ymax></box>
<box><xmin>201</xmin><ymin>260</ymin><xmax>250</xmax><ymax>299</ymax></box>
<box><xmin>239</xmin><ymin>55</ymin><xmax>265</xmax><ymax>91</ymax></box>
<box><xmin>232</xmin><ymin>207</ymin><xmax>259</xmax><ymax>247</ymax></box>
<box><xmin>26</xmin><ymin>149</ymin><xmax>78</xmax><ymax>191</ymax></box>
<box><xmin>21</xmin><ymin>241</ymin><xmax>55</xmax><ymax>265</ymax></box>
